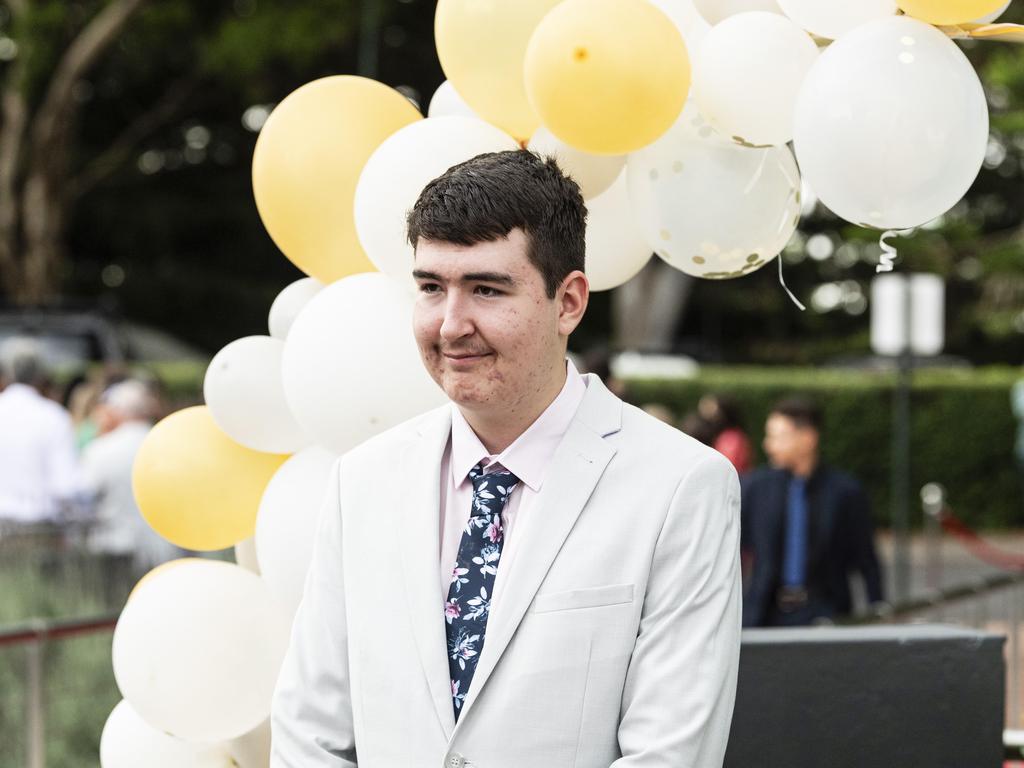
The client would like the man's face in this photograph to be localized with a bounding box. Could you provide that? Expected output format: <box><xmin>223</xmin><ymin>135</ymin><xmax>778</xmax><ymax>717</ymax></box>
<box><xmin>412</xmin><ymin>229</ymin><xmax>574</xmax><ymax>412</ymax></box>
<box><xmin>763</xmin><ymin>413</ymin><xmax>818</xmax><ymax>470</ymax></box>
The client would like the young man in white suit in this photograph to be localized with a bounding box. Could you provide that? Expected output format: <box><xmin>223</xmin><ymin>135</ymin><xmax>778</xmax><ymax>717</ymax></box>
<box><xmin>271</xmin><ymin>150</ymin><xmax>741</xmax><ymax>767</ymax></box>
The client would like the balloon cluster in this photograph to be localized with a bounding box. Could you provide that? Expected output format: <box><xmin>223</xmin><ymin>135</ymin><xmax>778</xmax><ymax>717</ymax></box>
<box><xmin>101</xmin><ymin>0</ymin><xmax>1016</xmax><ymax>762</ymax></box>
<box><xmin>250</xmin><ymin>0</ymin><xmax>1007</xmax><ymax>287</ymax></box>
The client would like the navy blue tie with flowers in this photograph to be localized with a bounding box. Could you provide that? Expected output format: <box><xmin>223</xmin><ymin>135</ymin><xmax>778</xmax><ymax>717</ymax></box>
<box><xmin>444</xmin><ymin>461</ymin><xmax>519</xmax><ymax>720</ymax></box>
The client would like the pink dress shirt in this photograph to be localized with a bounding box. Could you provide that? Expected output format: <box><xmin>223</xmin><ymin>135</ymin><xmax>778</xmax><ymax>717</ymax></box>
<box><xmin>438</xmin><ymin>360</ymin><xmax>587</xmax><ymax>607</ymax></box>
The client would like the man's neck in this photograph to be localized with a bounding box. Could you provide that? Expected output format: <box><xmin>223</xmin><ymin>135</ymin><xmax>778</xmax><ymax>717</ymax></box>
<box><xmin>458</xmin><ymin>363</ymin><xmax>568</xmax><ymax>455</ymax></box>
<box><xmin>791</xmin><ymin>455</ymin><xmax>819</xmax><ymax>479</ymax></box>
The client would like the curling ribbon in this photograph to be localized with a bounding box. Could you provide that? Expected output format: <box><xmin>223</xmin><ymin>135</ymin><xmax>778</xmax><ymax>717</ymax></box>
<box><xmin>877</xmin><ymin>228</ymin><xmax>915</xmax><ymax>274</ymax></box>
<box><xmin>777</xmin><ymin>255</ymin><xmax>805</xmax><ymax>311</ymax></box>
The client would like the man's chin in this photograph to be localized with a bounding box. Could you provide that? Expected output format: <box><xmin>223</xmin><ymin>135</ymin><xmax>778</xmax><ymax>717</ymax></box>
<box><xmin>440</xmin><ymin>378</ymin><xmax>492</xmax><ymax>408</ymax></box>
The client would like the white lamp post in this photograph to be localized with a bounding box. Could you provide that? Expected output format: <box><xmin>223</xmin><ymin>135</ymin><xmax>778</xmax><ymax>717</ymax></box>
<box><xmin>870</xmin><ymin>273</ymin><xmax>945</xmax><ymax>606</ymax></box>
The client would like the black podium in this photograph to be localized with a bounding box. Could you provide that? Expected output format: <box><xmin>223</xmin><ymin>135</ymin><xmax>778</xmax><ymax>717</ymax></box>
<box><xmin>725</xmin><ymin>625</ymin><xmax>1005</xmax><ymax>768</ymax></box>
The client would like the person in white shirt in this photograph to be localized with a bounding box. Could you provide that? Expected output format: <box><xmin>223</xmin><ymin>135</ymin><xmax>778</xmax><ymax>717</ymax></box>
<box><xmin>0</xmin><ymin>341</ymin><xmax>82</xmax><ymax>526</ymax></box>
<box><xmin>80</xmin><ymin>379</ymin><xmax>181</xmax><ymax>603</ymax></box>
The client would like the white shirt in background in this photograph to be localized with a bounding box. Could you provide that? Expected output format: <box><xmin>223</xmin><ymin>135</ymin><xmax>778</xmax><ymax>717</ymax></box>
<box><xmin>0</xmin><ymin>383</ymin><xmax>82</xmax><ymax>522</ymax></box>
<box><xmin>80</xmin><ymin>419</ymin><xmax>180</xmax><ymax>568</ymax></box>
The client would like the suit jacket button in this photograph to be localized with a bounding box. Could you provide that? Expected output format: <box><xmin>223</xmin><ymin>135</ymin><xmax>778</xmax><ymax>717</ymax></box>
<box><xmin>444</xmin><ymin>753</ymin><xmax>465</xmax><ymax>768</ymax></box>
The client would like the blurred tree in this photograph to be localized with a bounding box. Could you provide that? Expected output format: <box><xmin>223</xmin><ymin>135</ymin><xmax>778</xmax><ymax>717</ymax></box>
<box><xmin>0</xmin><ymin>0</ymin><xmax>151</xmax><ymax>303</ymax></box>
<box><xmin>64</xmin><ymin>0</ymin><xmax>441</xmax><ymax>351</ymax></box>
<box><xmin>0</xmin><ymin>0</ymin><xmax>438</xmax><ymax>314</ymax></box>
<box><xmin>5</xmin><ymin>0</ymin><xmax>1024</xmax><ymax>363</ymax></box>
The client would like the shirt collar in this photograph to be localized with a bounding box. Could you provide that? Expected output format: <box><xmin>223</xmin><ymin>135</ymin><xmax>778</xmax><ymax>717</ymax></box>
<box><xmin>450</xmin><ymin>359</ymin><xmax>587</xmax><ymax>494</ymax></box>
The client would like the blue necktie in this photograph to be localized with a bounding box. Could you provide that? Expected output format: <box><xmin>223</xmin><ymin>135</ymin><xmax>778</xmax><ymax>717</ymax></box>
<box><xmin>444</xmin><ymin>461</ymin><xmax>519</xmax><ymax>720</ymax></box>
<box><xmin>782</xmin><ymin>476</ymin><xmax>808</xmax><ymax>587</ymax></box>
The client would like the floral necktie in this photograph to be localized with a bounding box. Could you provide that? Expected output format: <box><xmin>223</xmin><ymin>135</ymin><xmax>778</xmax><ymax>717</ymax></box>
<box><xmin>444</xmin><ymin>461</ymin><xmax>519</xmax><ymax>720</ymax></box>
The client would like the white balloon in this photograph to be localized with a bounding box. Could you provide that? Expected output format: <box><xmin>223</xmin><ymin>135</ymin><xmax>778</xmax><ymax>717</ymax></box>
<box><xmin>256</xmin><ymin>447</ymin><xmax>338</xmax><ymax>620</ymax></box>
<box><xmin>227</xmin><ymin>718</ymin><xmax>271</xmax><ymax>768</ymax></box>
<box><xmin>693</xmin><ymin>12</ymin><xmax>819</xmax><ymax>146</ymax></box>
<box><xmin>112</xmin><ymin>560</ymin><xmax>290</xmax><ymax>743</ymax></box>
<box><xmin>282</xmin><ymin>273</ymin><xmax>447</xmax><ymax>454</ymax></box>
<box><xmin>793</xmin><ymin>16</ymin><xmax>988</xmax><ymax>230</ymax></box>
<box><xmin>777</xmin><ymin>0</ymin><xmax>896</xmax><ymax>39</ymax></box>
<box><xmin>427</xmin><ymin>80</ymin><xmax>478</xmax><ymax>119</ymax></box>
<box><xmin>204</xmin><ymin>336</ymin><xmax>309</xmax><ymax>454</ymax></box>
<box><xmin>528</xmin><ymin>126</ymin><xmax>625</xmax><ymax>200</ymax></box>
<box><xmin>584</xmin><ymin>171</ymin><xmax>652</xmax><ymax>291</ymax></box>
<box><xmin>628</xmin><ymin>102</ymin><xmax>801</xmax><ymax>279</ymax></box>
<box><xmin>974</xmin><ymin>0</ymin><xmax>1011</xmax><ymax>22</ymax></box>
<box><xmin>646</xmin><ymin>0</ymin><xmax>712</xmax><ymax>48</ymax></box>
<box><xmin>101</xmin><ymin>700</ymin><xmax>236</xmax><ymax>768</ymax></box>
<box><xmin>269</xmin><ymin>277</ymin><xmax>324</xmax><ymax>340</ymax></box>
<box><xmin>234</xmin><ymin>536</ymin><xmax>260</xmax><ymax>575</ymax></box>
<box><xmin>354</xmin><ymin>117</ymin><xmax>519</xmax><ymax>283</ymax></box>
<box><xmin>693</xmin><ymin>0</ymin><xmax>782</xmax><ymax>24</ymax></box>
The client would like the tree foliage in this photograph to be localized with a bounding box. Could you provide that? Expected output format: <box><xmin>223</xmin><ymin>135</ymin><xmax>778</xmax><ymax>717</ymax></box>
<box><xmin>2</xmin><ymin>1</ymin><xmax>1024</xmax><ymax>363</ymax></box>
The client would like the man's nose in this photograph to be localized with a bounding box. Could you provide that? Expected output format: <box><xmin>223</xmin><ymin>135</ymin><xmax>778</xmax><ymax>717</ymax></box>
<box><xmin>439</xmin><ymin>294</ymin><xmax>474</xmax><ymax>341</ymax></box>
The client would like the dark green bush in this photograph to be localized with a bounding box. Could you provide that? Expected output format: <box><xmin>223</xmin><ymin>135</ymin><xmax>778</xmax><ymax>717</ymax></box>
<box><xmin>627</xmin><ymin>366</ymin><xmax>1023</xmax><ymax>530</ymax></box>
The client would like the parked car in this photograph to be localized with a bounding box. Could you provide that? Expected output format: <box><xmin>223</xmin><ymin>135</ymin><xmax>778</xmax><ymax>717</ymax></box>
<box><xmin>0</xmin><ymin>309</ymin><xmax>207</xmax><ymax>372</ymax></box>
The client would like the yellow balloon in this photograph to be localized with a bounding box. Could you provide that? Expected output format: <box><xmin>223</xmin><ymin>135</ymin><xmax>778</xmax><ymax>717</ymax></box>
<box><xmin>524</xmin><ymin>0</ymin><xmax>690</xmax><ymax>156</ymax></box>
<box><xmin>132</xmin><ymin>407</ymin><xmax>288</xmax><ymax>551</ymax></box>
<box><xmin>897</xmin><ymin>0</ymin><xmax>1006</xmax><ymax>24</ymax></box>
<box><xmin>252</xmin><ymin>76</ymin><xmax>421</xmax><ymax>283</ymax></box>
<box><xmin>435</xmin><ymin>0</ymin><xmax>562</xmax><ymax>141</ymax></box>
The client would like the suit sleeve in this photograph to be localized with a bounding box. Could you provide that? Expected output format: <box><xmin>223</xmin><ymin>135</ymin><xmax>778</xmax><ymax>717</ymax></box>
<box><xmin>612</xmin><ymin>452</ymin><xmax>742</xmax><ymax>768</ymax></box>
<box><xmin>270</xmin><ymin>459</ymin><xmax>358</xmax><ymax>767</ymax></box>
<box><xmin>847</xmin><ymin>482</ymin><xmax>884</xmax><ymax>605</ymax></box>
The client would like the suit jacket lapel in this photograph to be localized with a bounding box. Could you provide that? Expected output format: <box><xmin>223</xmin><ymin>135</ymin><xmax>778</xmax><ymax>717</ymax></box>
<box><xmin>399</xmin><ymin>406</ymin><xmax>458</xmax><ymax>740</ymax></box>
<box><xmin>453</xmin><ymin>375</ymin><xmax>621</xmax><ymax>730</ymax></box>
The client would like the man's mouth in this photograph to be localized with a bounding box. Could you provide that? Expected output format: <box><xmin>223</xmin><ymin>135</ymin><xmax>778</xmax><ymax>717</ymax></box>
<box><xmin>442</xmin><ymin>351</ymin><xmax>492</xmax><ymax>362</ymax></box>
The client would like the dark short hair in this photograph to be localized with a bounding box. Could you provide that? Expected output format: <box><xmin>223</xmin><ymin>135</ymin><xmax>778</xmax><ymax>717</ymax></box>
<box><xmin>406</xmin><ymin>150</ymin><xmax>586</xmax><ymax>298</ymax></box>
<box><xmin>770</xmin><ymin>397</ymin><xmax>822</xmax><ymax>433</ymax></box>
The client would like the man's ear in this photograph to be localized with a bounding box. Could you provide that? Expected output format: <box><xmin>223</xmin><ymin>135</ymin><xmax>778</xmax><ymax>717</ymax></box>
<box><xmin>557</xmin><ymin>270</ymin><xmax>589</xmax><ymax>337</ymax></box>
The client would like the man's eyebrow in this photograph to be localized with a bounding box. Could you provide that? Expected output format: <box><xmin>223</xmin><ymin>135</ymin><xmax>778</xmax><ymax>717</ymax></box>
<box><xmin>461</xmin><ymin>271</ymin><xmax>516</xmax><ymax>286</ymax></box>
<box><xmin>411</xmin><ymin>270</ymin><xmax>516</xmax><ymax>286</ymax></box>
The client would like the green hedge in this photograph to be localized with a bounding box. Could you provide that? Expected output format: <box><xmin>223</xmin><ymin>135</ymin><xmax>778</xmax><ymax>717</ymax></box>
<box><xmin>628</xmin><ymin>366</ymin><xmax>1023</xmax><ymax>529</ymax></box>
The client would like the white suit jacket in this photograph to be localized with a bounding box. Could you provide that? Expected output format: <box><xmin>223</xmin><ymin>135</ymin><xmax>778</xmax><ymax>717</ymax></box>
<box><xmin>271</xmin><ymin>374</ymin><xmax>741</xmax><ymax>767</ymax></box>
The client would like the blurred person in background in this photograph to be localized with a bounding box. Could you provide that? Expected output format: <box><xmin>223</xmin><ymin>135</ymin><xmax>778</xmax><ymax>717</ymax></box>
<box><xmin>63</xmin><ymin>372</ymin><xmax>104</xmax><ymax>451</ymax></box>
<box><xmin>699</xmin><ymin>393</ymin><xmax>753</xmax><ymax>474</ymax></box>
<box><xmin>80</xmin><ymin>379</ymin><xmax>181</xmax><ymax>605</ymax></box>
<box><xmin>741</xmin><ymin>397</ymin><xmax>884</xmax><ymax>627</ymax></box>
<box><xmin>0</xmin><ymin>340</ymin><xmax>82</xmax><ymax>528</ymax></box>
<box><xmin>680</xmin><ymin>410</ymin><xmax>716</xmax><ymax>446</ymax></box>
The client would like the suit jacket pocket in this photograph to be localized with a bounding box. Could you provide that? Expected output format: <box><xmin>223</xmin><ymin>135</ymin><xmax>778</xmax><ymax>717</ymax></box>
<box><xmin>531</xmin><ymin>583</ymin><xmax>635</xmax><ymax>614</ymax></box>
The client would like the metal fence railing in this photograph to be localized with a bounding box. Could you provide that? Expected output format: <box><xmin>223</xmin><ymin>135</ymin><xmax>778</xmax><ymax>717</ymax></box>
<box><xmin>0</xmin><ymin>614</ymin><xmax>118</xmax><ymax>768</ymax></box>
<box><xmin>0</xmin><ymin>523</ymin><xmax>132</xmax><ymax>768</ymax></box>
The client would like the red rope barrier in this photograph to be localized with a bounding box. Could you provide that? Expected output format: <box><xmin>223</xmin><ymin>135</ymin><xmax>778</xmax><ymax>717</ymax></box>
<box><xmin>938</xmin><ymin>507</ymin><xmax>1024</xmax><ymax>572</ymax></box>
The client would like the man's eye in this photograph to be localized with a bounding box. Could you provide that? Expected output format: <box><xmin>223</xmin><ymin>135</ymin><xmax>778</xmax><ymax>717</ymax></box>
<box><xmin>419</xmin><ymin>283</ymin><xmax>441</xmax><ymax>294</ymax></box>
<box><xmin>475</xmin><ymin>286</ymin><xmax>502</xmax><ymax>297</ymax></box>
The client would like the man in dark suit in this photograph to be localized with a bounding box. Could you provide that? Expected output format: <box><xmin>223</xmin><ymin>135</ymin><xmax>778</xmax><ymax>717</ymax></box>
<box><xmin>741</xmin><ymin>397</ymin><xmax>884</xmax><ymax>627</ymax></box>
